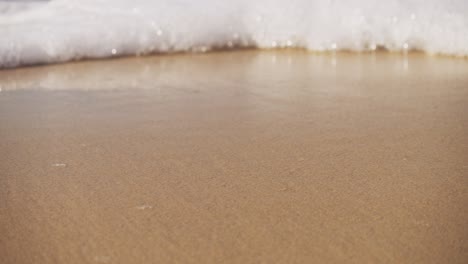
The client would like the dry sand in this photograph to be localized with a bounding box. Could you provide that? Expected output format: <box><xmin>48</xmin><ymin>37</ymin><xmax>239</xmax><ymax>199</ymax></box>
<box><xmin>0</xmin><ymin>51</ymin><xmax>467</xmax><ymax>263</ymax></box>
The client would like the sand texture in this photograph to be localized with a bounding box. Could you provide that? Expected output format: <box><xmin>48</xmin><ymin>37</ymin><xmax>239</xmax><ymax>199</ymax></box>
<box><xmin>0</xmin><ymin>51</ymin><xmax>467</xmax><ymax>263</ymax></box>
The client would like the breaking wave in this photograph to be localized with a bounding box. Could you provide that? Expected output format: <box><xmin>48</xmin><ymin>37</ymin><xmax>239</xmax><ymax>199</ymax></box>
<box><xmin>1</xmin><ymin>0</ymin><xmax>467</xmax><ymax>68</ymax></box>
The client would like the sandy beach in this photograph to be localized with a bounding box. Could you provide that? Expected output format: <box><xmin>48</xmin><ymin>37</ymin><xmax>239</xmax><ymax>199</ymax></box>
<box><xmin>0</xmin><ymin>51</ymin><xmax>467</xmax><ymax>263</ymax></box>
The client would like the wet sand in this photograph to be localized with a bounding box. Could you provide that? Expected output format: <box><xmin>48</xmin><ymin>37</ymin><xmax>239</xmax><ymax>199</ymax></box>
<box><xmin>0</xmin><ymin>51</ymin><xmax>467</xmax><ymax>263</ymax></box>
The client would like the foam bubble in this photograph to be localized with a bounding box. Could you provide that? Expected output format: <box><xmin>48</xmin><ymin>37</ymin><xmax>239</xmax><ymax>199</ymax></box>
<box><xmin>1</xmin><ymin>0</ymin><xmax>467</xmax><ymax>68</ymax></box>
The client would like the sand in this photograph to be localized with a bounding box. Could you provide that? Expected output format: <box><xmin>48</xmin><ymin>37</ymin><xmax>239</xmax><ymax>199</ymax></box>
<box><xmin>0</xmin><ymin>51</ymin><xmax>467</xmax><ymax>263</ymax></box>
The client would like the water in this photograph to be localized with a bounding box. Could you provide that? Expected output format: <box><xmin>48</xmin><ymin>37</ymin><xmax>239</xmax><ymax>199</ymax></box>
<box><xmin>1</xmin><ymin>0</ymin><xmax>467</xmax><ymax>68</ymax></box>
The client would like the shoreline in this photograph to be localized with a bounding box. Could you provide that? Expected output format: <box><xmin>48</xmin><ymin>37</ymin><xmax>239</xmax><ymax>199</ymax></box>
<box><xmin>1</xmin><ymin>48</ymin><xmax>467</xmax><ymax>71</ymax></box>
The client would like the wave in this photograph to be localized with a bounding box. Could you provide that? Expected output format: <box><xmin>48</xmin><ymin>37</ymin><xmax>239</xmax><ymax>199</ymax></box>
<box><xmin>1</xmin><ymin>0</ymin><xmax>467</xmax><ymax>68</ymax></box>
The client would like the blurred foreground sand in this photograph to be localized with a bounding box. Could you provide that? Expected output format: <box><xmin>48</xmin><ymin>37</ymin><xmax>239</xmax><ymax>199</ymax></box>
<box><xmin>0</xmin><ymin>51</ymin><xmax>467</xmax><ymax>263</ymax></box>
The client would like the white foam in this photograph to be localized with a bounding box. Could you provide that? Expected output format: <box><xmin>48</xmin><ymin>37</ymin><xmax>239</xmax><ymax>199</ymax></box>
<box><xmin>1</xmin><ymin>0</ymin><xmax>467</xmax><ymax>67</ymax></box>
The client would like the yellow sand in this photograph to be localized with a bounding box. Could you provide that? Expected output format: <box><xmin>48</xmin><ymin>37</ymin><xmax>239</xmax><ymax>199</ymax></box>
<box><xmin>0</xmin><ymin>51</ymin><xmax>467</xmax><ymax>263</ymax></box>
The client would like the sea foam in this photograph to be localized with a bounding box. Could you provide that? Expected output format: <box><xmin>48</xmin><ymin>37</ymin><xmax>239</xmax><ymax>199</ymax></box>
<box><xmin>1</xmin><ymin>0</ymin><xmax>467</xmax><ymax>68</ymax></box>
